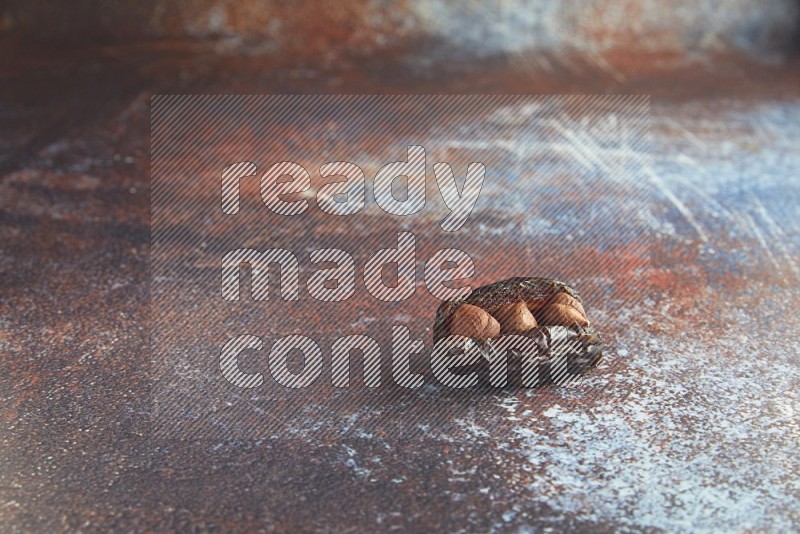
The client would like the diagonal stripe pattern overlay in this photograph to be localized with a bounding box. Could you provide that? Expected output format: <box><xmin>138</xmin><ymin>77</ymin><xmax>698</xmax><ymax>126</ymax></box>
<box><xmin>151</xmin><ymin>95</ymin><xmax>651</xmax><ymax>442</ymax></box>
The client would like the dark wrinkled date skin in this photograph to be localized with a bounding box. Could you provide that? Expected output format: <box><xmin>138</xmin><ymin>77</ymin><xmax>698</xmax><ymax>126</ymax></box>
<box><xmin>433</xmin><ymin>277</ymin><xmax>604</xmax><ymax>386</ymax></box>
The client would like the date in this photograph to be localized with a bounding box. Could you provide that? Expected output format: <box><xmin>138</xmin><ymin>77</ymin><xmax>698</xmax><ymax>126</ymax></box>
<box><xmin>432</xmin><ymin>277</ymin><xmax>603</xmax><ymax>385</ymax></box>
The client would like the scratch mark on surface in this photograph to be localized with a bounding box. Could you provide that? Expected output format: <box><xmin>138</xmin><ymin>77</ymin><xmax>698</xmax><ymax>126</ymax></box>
<box><xmin>750</xmin><ymin>194</ymin><xmax>800</xmax><ymax>277</ymax></box>
<box><xmin>671</xmin><ymin>158</ymin><xmax>740</xmax><ymax>223</ymax></box>
<box><xmin>589</xmin><ymin>53</ymin><xmax>626</xmax><ymax>83</ymax></box>
<box><xmin>550</xmin><ymin>121</ymin><xmax>617</xmax><ymax>179</ymax></box>
<box><xmin>664</xmin><ymin>118</ymin><xmax>707</xmax><ymax>151</ymax></box>
<box><xmin>646</xmin><ymin>167</ymin><xmax>708</xmax><ymax>242</ymax></box>
<box><xmin>741</xmin><ymin>212</ymin><xmax>781</xmax><ymax>271</ymax></box>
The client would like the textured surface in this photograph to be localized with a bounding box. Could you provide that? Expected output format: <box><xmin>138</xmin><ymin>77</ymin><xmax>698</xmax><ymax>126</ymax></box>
<box><xmin>3</xmin><ymin>0</ymin><xmax>798</xmax><ymax>63</ymax></box>
<box><xmin>2</xmin><ymin>5</ymin><xmax>800</xmax><ymax>532</ymax></box>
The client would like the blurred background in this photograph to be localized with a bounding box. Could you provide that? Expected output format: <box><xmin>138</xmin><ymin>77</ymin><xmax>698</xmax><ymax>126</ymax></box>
<box><xmin>1</xmin><ymin>1</ymin><xmax>799</xmax><ymax>532</ymax></box>
<box><xmin>2</xmin><ymin>0</ymin><xmax>799</xmax><ymax>62</ymax></box>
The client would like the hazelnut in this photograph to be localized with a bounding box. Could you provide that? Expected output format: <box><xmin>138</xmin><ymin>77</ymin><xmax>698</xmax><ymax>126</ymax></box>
<box><xmin>432</xmin><ymin>277</ymin><xmax>596</xmax><ymax>343</ymax></box>
<box><xmin>537</xmin><ymin>292</ymin><xmax>590</xmax><ymax>327</ymax></box>
<box><xmin>547</xmin><ymin>292</ymin><xmax>587</xmax><ymax>318</ymax></box>
<box><xmin>491</xmin><ymin>301</ymin><xmax>537</xmax><ymax>334</ymax></box>
<box><xmin>448</xmin><ymin>303</ymin><xmax>501</xmax><ymax>341</ymax></box>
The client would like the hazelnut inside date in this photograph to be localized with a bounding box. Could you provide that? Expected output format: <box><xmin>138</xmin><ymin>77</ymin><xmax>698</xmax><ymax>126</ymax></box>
<box><xmin>448</xmin><ymin>303</ymin><xmax>501</xmax><ymax>341</ymax></box>
<box><xmin>433</xmin><ymin>277</ymin><xmax>603</xmax><ymax>384</ymax></box>
<box><xmin>492</xmin><ymin>301</ymin><xmax>537</xmax><ymax>334</ymax></box>
<box><xmin>436</xmin><ymin>277</ymin><xmax>591</xmax><ymax>342</ymax></box>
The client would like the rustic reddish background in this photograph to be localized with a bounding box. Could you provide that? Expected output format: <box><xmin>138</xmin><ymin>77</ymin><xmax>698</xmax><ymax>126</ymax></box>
<box><xmin>1</xmin><ymin>1</ymin><xmax>799</xmax><ymax>531</ymax></box>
